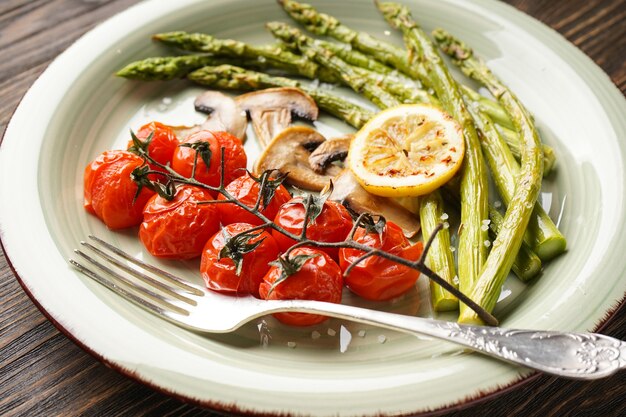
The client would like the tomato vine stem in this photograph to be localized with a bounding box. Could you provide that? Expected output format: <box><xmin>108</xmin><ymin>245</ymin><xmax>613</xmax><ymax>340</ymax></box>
<box><xmin>132</xmin><ymin>143</ymin><xmax>498</xmax><ymax>326</ymax></box>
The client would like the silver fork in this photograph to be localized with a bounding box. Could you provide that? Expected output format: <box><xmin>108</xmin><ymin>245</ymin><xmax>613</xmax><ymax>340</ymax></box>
<box><xmin>70</xmin><ymin>235</ymin><xmax>626</xmax><ymax>380</ymax></box>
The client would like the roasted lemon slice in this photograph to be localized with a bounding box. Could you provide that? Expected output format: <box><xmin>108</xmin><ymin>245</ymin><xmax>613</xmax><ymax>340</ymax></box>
<box><xmin>348</xmin><ymin>104</ymin><xmax>465</xmax><ymax>197</ymax></box>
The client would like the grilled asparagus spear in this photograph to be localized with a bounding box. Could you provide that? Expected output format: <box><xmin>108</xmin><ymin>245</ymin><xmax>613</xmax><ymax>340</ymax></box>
<box><xmin>153</xmin><ymin>31</ymin><xmax>339</xmax><ymax>83</ymax></box>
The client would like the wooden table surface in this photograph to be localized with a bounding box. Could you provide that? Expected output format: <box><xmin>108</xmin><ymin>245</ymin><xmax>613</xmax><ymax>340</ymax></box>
<box><xmin>1</xmin><ymin>0</ymin><xmax>625</xmax><ymax>415</ymax></box>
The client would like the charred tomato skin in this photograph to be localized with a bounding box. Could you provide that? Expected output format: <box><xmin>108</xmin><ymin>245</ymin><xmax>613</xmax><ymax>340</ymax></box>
<box><xmin>259</xmin><ymin>247</ymin><xmax>343</xmax><ymax>326</ymax></box>
<box><xmin>171</xmin><ymin>130</ymin><xmax>246</xmax><ymax>187</ymax></box>
<box><xmin>84</xmin><ymin>150</ymin><xmax>155</xmax><ymax>229</ymax></box>
<box><xmin>201</xmin><ymin>223</ymin><xmax>280</xmax><ymax>297</ymax></box>
<box><xmin>217</xmin><ymin>174</ymin><xmax>292</xmax><ymax>226</ymax></box>
<box><xmin>127</xmin><ymin>121</ymin><xmax>179</xmax><ymax>180</ymax></box>
<box><xmin>139</xmin><ymin>185</ymin><xmax>219</xmax><ymax>259</ymax></box>
<box><xmin>272</xmin><ymin>197</ymin><xmax>353</xmax><ymax>260</ymax></box>
<box><xmin>339</xmin><ymin>221</ymin><xmax>423</xmax><ymax>301</ymax></box>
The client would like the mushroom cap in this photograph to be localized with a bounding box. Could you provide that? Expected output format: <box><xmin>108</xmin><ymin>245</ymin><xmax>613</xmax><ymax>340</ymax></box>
<box><xmin>235</xmin><ymin>87</ymin><xmax>319</xmax><ymax>120</ymax></box>
<box><xmin>254</xmin><ymin>126</ymin><xmax>333</xmax><ymax>191</ymax></box>
<box><xmin>236</xmin><ymin>87</ymin><xmax>319</xmax><ymax>147</ymax></box>
<box><xmin>194</xmin><ymin>90</ymin><xmax>248</xmax><ymax>140</ymax></box>
<box><xmin>308</xmin><ymin>134</ymin><xmax>353</xmax><ymax>174</ymax></box>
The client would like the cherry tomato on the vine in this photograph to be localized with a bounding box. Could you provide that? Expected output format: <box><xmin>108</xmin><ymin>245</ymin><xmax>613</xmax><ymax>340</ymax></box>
<box><xmin>259</xmin><ymin>247</ymin><xmax>343</xmax><ymax>326</ymax></box>
<box><xmin>139</xmin><ymin>185</ymin><xmax>219</xmax><ymax>259</ymax></box>
<box><xmin>127</xmin><ymin>121</ymin><xmax>179</xmax><ymax>180</ymax></box>
<box><xmin>217</xmin><ymin>173</ymin><xmax>292</xmax><ymax>226</ymax></box>
<box><xmin>171</xmin><ymin>130</ymin><xmax>246</xmax><ymax>187</ymax></box>
<box><xmin>338</xmin><ymin>221</ymin><xmax>423</xmax><ymax>301</ymax></box>
<box><xmin>201</xmin><ymin>223</ymin><xmax>280</xmax><ymax>297</ymax></box>
<box><xmin>272</xmin><ymin>197</ymin><xmax>353</xmax><ymax>260</ymax></box>
<box><xmin>84</xmin><ymin>150</ymin><xmax>155</xmax><ymax>229</ymax></box>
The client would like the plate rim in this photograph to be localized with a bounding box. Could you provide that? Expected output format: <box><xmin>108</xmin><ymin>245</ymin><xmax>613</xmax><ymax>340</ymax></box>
<box><xmin>1</xmin><ymin>0</ymin><xmax>625</xmax><ymax>415</ymax></box>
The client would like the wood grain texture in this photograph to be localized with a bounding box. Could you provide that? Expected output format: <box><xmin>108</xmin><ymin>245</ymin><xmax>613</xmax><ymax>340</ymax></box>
<box><xmin>0</xmin><ymin>0</ymin><xmax>624</xmax><ymax>416</ymax></box>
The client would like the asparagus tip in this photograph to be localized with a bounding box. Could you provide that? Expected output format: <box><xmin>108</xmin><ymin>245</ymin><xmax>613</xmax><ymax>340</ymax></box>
<box><xmin>432</xmin><ymin>28</ymin><xmax>472</xmax><ymax>61</ymax></box>
<box><xmin>375</xmin><ymin>1</ymin><xmax>412</xmax><ymax>30</ymax></box>
<box><xmin>265</xmin><ymin>21</ymin><xmax>281</xmax><ymax>31</ymax></box>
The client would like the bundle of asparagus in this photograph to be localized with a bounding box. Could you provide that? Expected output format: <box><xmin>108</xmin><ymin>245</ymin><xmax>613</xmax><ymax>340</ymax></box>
<box><xmin>115</xmin><ymin>0</ymin><xmax>567</xmax><ymax>324</ymax></box>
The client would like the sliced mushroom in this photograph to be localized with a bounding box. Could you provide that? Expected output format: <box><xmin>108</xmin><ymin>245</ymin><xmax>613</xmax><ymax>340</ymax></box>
<box><xmin>254</xmin><ymin>126</ymin><xmax>334</xmax><ymax>191</ymax></box>
<box><xmin>236</xmin><ymin>87</ymin><xmax>319</xmax><ymax>147</ymax></box>
<box><xmin>168</xmin><ymin>91</ymin><xmax>248</xmax><ymax>141</ymax></box>
<box><xmin>308</xmin><ymin>134</ymin><xmax>353</xmax><ymax>174</ymax></box>
<box><xmin>194</xmin><ymin>91</ymin><xmax>248</xmax><ymax>139</ymax></box>
<box><xmin>329</xmin><ymin>170</ymin><xmax>421</xmax><ymax>238</ymax></box>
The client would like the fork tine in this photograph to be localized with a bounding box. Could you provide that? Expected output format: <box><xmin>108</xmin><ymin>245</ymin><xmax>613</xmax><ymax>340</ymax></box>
<box><xmin>69</xmin><ymin>259</ymin><xmax>184</xmax><ymax>317</ymax></box>
<box><xmin>88</xmin><ymin>235</ymin><xmax>204</xmax><ymax>296</ymax></box>
<box><xmin>80</xmin><ymin>241</ymin><xmax>197</xmax><ymax>306</ymax></box>
<box><xmin>71</xmin><ymin>250</ymin><xmax>190</xmax><ymax>316</ymax></box>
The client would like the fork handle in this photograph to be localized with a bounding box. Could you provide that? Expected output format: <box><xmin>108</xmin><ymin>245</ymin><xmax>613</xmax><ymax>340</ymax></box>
<box><xmin>279</xmin><ymin>300</ymin><xmax>626</xmax><ymax>379</ymax></box>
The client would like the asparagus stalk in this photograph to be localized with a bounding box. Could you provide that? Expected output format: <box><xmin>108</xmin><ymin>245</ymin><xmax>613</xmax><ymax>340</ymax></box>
<box><xmin>153</xmin><ymin>31</ymin><xmax>340</xmax><ymax>83</ymax></box>
<box><xmin>469</xmin><ymin>102</ymin><xmax>566</xmax><ymax>261</ymax></box>
<box><xmin>419</xmin><ymin>192</ymin><xmax>459</xmax><ymax>312</ymax></box>
<box><xmin>488</xmin><ymin>208</ymin><xmax>542</xmax><ymax>281</ymax></box>
<box><xmin>321</xmin><ymin>40</ymin><xmax>397</xmax><ymax>75</ymax></box>
<box><xmin>352</xmin><ymin>66</ymin><xmax>436</xmax><ymax>105</ymax></box>
<box><xmin>460</xmin><ymin>84</ymin><xmax>512</xmax><ymax>129</ymax></box>
<box><xmin>499</xmin><ymin>125</ymin><xmax>556</xmax><ymax>175</ymax></box>
<box><xmin>378</xmin><ymin>3</ymin><xmax>490</xmax><ymax>315</ymax></box>
<box><xmin>187</xmin><ymin>65</ymin><xmax>374</xmax><ymax>129</ymax></box>
<box><xmin>115</xmin><ymin>55</ymin><xmax>234</xmax><ymax>81</ymax></box>
<box><xmin>266</xmin><ymin>22</ymin><xmax>402</xmax><ymax>109</ymax></box>
<box><xmin>433</xmin><ymin>28</ymin><xmax>545</xmax><ymax>324</ymax></box>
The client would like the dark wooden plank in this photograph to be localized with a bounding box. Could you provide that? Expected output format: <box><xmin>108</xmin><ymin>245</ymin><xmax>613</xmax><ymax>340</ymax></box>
<box><xmin>0</xmin><ymin>0</ymin><xmax>624</xmax><ymax>416</ymax></box>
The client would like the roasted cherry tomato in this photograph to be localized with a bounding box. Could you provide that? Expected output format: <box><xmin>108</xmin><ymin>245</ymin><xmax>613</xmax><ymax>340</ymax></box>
<box><xmin>272</xmin><ymin>197</ymin><xmax>353</xmax><ymax>260</ymax></box>
<box><xmin>259</xmin><ymin>247</ymin><xmax>343</xmax><ymax>326</ymax></box>
<box><xmin>217</xmin><ymin>173</ymin><xmax>292</xmax><ymax>226</ymax></box>
<box><xmin>201</xmin><ymin>223</ymin><xmax>280</xmax><ymax>297</ymax></box>
<box><xmin>338</xmin><ymin>221</ymin><xmax>423</xmax><ymax>301</ymax></box>
<box><xmin>84</xmin><ymin>150</ymin><xmax>155</xmax><ymax>229</ymax></box>
<box><xmin>139</xmin><ymin>185</ymin><xmax>219</xmax><ymax>259</ymax></box>
<box><xmin>127</xmin><ymin>121</ymin><xmax>179</xmax><ymax>180</ymax></box>
<box><xmin>171</xmin><ymin>130</ymin><xmax>246</xmax><ymax>187</ymax></box>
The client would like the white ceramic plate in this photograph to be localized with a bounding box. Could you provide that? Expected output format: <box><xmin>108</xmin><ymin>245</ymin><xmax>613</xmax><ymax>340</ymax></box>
<box><xmin>1</xmin><ymin>0</ymin><xmax>625</xmax><ymax>415</ymax></box>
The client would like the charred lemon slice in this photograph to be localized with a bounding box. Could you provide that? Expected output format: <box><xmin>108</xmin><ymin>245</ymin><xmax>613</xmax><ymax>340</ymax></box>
<box><xmin>348</xmin><ymin>104</ymin><xmax>465</xmax><ymax>197</ymax></box>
